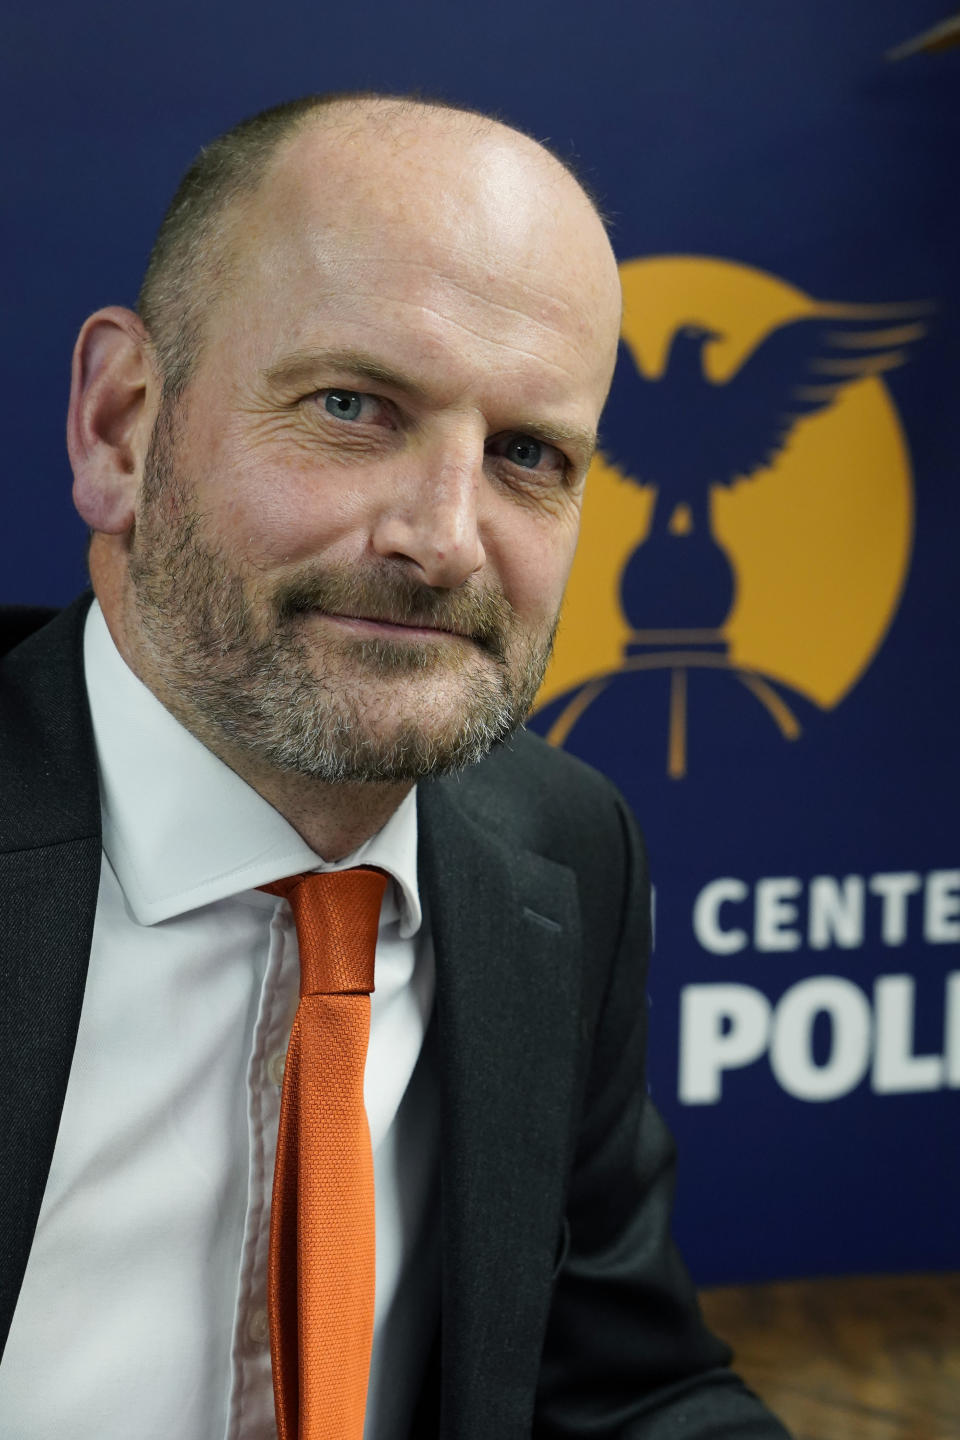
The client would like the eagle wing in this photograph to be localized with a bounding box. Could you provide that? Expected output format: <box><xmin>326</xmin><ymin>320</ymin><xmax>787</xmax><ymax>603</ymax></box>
<box><xmin>598</xmin><ymin>309</ymin><xmax>929</xmax><ymax>497</ymax></box>
<box><xmin>702</xmin><ymin>308</ymin><xmax>930</xmax><ymax>486</ymax></box>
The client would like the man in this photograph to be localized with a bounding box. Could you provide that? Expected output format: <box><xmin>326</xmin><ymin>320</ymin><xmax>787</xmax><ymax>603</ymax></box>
<box><xmin>0</xmin><ymin>94</ymin><xmax>789</xmax><ymax>1438</ymax></box>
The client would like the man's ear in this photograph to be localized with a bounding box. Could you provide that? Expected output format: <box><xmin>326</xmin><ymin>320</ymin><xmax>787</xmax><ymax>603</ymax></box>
<box><xmin>68</xmin><ymin>306</ymin><xmax>158</xmax><ymax>535</ymax></box>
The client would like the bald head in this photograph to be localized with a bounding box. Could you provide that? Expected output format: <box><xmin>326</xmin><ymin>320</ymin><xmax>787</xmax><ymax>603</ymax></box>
<box><xmin>138</xmin><ymin>93</ymin><xmax>620</xmax><ymax>399</ymax></box>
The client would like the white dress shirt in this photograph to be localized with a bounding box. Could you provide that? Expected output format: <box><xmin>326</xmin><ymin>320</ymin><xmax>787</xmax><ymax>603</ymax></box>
<box><xmin>0</xmin><ymin>601</ymin><xmax>440</xmax><ymax>1440</ymax></box>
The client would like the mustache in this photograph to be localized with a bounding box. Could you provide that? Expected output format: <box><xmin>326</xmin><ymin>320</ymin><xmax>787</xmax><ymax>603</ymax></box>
<box><xmin>273</xmin><ymin>566</ymin><xmax>515</xmax><ymax>662</ymax></box>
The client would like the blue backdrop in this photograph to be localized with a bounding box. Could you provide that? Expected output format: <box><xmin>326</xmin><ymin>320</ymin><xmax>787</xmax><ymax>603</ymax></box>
<box><xmin>3</xmin><ymin>1</ymin><xmax>957</xmax><ymax>1285</ymax></box>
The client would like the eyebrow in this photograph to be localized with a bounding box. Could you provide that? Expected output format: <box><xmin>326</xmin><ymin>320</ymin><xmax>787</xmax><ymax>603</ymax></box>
<box><xmin>264</xmin><ymin>348</ymin><xmax>430</xmax><ymax>401</ymax></box>
<box><xmin>262</xmin><ymin>347</ymin><xmax>598</xmax><ymax>466</ymax></box>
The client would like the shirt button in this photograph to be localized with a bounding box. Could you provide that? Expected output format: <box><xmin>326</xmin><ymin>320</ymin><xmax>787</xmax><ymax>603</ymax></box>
<box><xmin>247</xmin><ymin>1307</ymin><xmax>270</xmax><ymax>1347</ymax></box>
<box><xmin>268</xmin><ymin>1050</ymin><xmax>286</xmax><ymax>1086</ymax></box>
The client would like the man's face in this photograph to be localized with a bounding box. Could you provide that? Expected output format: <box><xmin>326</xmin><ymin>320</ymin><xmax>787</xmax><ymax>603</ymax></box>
<box><xmin>125</xmin><ymin>115</ymin><xmax>621</xmax><ymax>784</ymax></box>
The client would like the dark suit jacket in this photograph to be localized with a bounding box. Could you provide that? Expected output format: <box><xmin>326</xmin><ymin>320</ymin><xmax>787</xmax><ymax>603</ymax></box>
<box><xmin>0</xmin><ymin>596</ymin><xmax>789</xmax><ymax>1438</ymax></box>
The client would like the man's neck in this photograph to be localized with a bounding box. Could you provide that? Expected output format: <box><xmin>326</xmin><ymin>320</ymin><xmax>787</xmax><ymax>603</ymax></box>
<box><xmin>143</xmin><ymin>690</ymin><xmax>413</xmax><ymax>860</ymax></box>
<box><xmin>200</xmin><ymin>752</ymin><xmax>413</xmax><ymax>862</ymax></box>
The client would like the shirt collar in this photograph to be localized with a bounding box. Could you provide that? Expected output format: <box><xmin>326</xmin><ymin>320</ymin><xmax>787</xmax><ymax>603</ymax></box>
<box><xmin>83</xmin><ymin>600</ymin><xmax>422</xmax><ymax>935</ymax></box>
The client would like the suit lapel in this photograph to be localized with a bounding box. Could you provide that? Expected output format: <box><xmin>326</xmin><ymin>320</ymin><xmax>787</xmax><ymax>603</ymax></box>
<box><xmin>0</xmin><ymin>597</ymin><xmax>101</xmax><ymax>1356</ymax></box>
<box><xmin>419</xmin><ymin>777</ymin><xmax>583</xmax><ymax>1439</ymax></box>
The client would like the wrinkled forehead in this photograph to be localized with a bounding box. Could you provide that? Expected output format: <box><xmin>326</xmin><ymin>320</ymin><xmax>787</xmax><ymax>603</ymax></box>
<box><xmin>217</xmin><ymin>112</ymin><xmax>622</xmax><ymax>398</ymax></box>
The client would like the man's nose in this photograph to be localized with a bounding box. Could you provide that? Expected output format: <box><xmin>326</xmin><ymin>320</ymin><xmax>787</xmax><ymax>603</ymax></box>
<box><xmin>370</xmin><ymin>448</ymin><xmax>487</xmax><ymax>589</ymax></box>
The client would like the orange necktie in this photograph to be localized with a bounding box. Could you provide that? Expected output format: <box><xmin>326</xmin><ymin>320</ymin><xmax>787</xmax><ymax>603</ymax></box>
<box><xmin>260</xmin><ymin>867</ymin><xmax>388</xmax><ymax>1440</ymax></box>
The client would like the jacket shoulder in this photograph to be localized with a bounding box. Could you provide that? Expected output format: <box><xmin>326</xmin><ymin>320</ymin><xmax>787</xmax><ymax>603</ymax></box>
<box><xmin>0</xmin><ymin>605</ymin><xmax>60</xmax><ymax>659</ymax></box>
<box><xmin>426</xmin><ymin>726</ymin><xmax>640</xmax><ymax>871</ymax></box>
<box><xmin>0</xmin><ymin>593</ymin><xmax>99</xmax><ymax>851</ymax></box>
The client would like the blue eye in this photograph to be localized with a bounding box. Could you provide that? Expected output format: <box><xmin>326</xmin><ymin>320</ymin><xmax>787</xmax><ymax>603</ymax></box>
<box><xmin>504</xmin><ymin>436</ymin><xmax>542</xmax><ymax>468</ymax></box>
<box><xmin>323</xmin><ymin>390</ymin><xmax>364</xmax><ymax>421</ymax></box>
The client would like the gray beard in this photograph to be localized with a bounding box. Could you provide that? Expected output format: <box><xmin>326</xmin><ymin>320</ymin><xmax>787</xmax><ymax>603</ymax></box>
<box><xmin>127</xmin><ymin>411</ymin><xmax>556</xmax><ymax>785</ymax></box>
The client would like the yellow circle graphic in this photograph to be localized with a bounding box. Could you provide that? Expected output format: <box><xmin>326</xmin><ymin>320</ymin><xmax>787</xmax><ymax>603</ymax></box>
<box><xmin>537</xmin><ymin>255</ymin><xmax>918</xmax><ymax>714</ymax></box>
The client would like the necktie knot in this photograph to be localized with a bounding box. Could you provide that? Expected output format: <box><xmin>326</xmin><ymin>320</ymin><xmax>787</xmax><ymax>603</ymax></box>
<box><xmin>260</xmin><ymin>867</ymin><xmax>387</xmax><ymax>996</ymax></box>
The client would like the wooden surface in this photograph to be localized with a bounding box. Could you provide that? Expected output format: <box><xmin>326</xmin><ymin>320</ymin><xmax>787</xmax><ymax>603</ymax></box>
<box><xmin>699</xmin><ymin>1273</ymin><xmax>960</xmax><ymax>1439</ymax></box>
